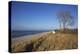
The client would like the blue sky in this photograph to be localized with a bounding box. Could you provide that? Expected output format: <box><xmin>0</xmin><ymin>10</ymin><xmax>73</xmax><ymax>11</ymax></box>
<box><xmin>11</xmin><ymin>1</ymin><xmax>78</xmax><ymax>31</ymax></box>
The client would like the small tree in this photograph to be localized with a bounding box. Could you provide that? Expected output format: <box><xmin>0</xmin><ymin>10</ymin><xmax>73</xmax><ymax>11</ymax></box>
<box><xmin>57</xmin><ymin>11</ymin><xmax>74</xmax><ymax>30</ymax></box>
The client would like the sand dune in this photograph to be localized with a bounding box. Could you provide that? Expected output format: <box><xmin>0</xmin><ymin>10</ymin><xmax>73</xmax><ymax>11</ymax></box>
<box><xmin>11</xmin><ymin>31</ymin><xmax>78</xmax><ymax>53</ymax></box>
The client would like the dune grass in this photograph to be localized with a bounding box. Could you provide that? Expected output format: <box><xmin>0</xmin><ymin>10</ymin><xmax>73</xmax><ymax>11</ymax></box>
<box><xmin>11</xmin><ymin>30</ymin><xmax>78</xmax><ymax>53</ymax></box>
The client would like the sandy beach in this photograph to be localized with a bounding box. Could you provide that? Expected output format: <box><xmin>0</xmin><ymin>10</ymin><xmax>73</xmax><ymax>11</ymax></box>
<box><xmin>12</xmin><ymin>32</ymin><xmax>51</xmax><ymax>43</ymax></box>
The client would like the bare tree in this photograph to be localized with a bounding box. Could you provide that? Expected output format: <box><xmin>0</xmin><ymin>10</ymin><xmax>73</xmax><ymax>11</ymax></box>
<box><xmin>57</xmin><ymin>11</ymin><xmax>74</xmax><ymax>30</ymax></box>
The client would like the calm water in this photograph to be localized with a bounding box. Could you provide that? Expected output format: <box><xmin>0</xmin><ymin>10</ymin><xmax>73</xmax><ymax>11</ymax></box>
<box><xmin>11</xmin><ymin>30</ymin><xmax>49</xmax><ymax>38</ymax></box>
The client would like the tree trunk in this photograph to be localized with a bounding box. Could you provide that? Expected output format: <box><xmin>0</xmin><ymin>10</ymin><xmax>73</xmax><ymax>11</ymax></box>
<box><xmin>60</xmin><ymin>22</ymin><xmax>61</xmax><ymax>29</ymax></box>
<box><xmin>63</xmin><ymin>22</ymin><xmax>65</xmax><ymax>31</ymax></box>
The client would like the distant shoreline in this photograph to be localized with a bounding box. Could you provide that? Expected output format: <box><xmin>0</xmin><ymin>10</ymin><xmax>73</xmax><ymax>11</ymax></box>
<box><xmin>11</xmin><ymin>30</ymin><xmax>51</xmax><ymax>38</ymax></box>
<box><xmin>12</xmin><ymin>32</ymin><xmax>51</xmax><ymax>41</ymax></box>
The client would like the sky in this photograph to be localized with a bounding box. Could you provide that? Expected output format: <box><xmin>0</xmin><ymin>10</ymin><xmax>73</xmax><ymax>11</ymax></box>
<box><xmin>11</xmin><ymin>1</ymin><xmax>78</xmax><ymax>31</ymax></box>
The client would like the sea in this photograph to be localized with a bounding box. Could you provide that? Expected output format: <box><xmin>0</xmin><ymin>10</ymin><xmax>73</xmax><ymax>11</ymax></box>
<box><xmin>11</xmin><ymin>30</ymin><xmax>49</xmax><ymax>38</ymax></box>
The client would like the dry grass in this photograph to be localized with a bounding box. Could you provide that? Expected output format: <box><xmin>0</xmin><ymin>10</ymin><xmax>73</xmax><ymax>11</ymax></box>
<box><xmin>11</xmin><ymin>31</ymin><xmax>78</xmax><ymax>53</ymax></box>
